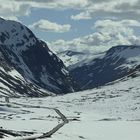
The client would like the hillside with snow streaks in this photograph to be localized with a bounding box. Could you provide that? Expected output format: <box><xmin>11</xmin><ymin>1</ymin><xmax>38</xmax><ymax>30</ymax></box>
<box><xmin>0</xmin><ymin>18</ymin><xmax>75</xmax><ymax>97</ymax></box>
<box><xmin>57</xmin><ymin>50</ymin><xmax>105</xmax><ymax>68</ymax></box>
<box><xmin>70</xmin><ymin>45</ymin><xmax>140</xmax><ymax>90</ymax></box>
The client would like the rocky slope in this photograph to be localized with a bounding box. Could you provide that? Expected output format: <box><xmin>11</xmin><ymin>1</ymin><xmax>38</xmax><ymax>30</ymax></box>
<box><xmin>70</xmin><ymin>45</ymin><xmax>140</xmax><ymax>90</ymax></box>
<box><xmin>0</xmin><ymin>18</ymin><xmax>75</xmax><ymax>97</ymax></box>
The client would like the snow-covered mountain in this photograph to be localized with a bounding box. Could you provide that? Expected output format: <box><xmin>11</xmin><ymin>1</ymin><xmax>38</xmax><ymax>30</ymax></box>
<box><xmin>57</xmin><ymin>50</ymin><xmax>90</xmax><ymax>67</ymax></box>
<box><xmin>57</xmin><ymin>50</ymin><xmax>105</xmax><ymax>68</ymax></box>
<box><xmin>0</xmin><ymin>18</ymin><xmax>75</xmax><ymax>97</ymax></box>
<box><xmin>70</xmin><ymin>45</ymin><xmax>140</xmax><ymax>90</ymax></box>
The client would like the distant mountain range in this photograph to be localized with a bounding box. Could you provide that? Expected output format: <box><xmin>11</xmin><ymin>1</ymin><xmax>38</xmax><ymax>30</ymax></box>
<box><xmin>0</xmin><ymin>17</ymin><xmax>76</xmax><ymax>97</ymax></box>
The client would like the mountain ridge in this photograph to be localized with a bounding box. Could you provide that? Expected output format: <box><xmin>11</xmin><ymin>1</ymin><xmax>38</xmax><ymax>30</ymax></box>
<box><xmin>0</xmin><ymin>18</ymin><xmax>75</xmax><ymax>97</ymax></box>
<box><xmin>70</xmin><ymin>45</ymin><xmax>140</xmax><ymax>90</ymax></box>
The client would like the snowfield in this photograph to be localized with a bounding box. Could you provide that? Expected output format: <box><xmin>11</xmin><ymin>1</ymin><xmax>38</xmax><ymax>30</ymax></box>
<box><xmin>0</xmin><ymin>73</ymin><xmax>140</xmax><ymax>140</ymax></box>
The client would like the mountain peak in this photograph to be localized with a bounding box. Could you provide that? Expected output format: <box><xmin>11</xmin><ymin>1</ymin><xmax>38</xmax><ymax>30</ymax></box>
<box><xmin>0</xmin><ymin>18</ymin><xmax>36</xmax><ymax>53</ymax></box>
<box><xmin>0</xmin><ymin>17</ymin><xmax>76</xmax><ymax>97</ymax></box>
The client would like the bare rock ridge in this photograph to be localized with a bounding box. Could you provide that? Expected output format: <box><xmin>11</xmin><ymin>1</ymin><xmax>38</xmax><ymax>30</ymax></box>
<box><xmin>0</xmin><ymin>17</ymin><xmax>75</xmax><ymax>97</ymax></box>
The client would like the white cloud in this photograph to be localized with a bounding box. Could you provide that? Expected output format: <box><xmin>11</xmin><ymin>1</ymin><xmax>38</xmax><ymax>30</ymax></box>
<box><xmin>15</xmin><ymin>0</ymin><xmax>89</xmax><ymax>9</ymax></box>
<box><xmin>29</xmin><ymin>19</ymin><xmax>71</xmax><ymax>33</ymax></box>
<box><xmin>71</xmin><ymin>11</ymin><xmax>91</xmax><ymax>20</ymax></box>
<box><xmin>94</xmin><ymin>19</ymin><xmax>140</xmax><ymax>29</ymax></box>
<box><xmin>71</xmin><ymin>0</ymin><xmax>140</xmax><ymax>20</ymax></box>
<box><xmin>49</xmin><ymin>19</ymin><xmax>140</xmax><ymax>53</ymax></box>
<box><xmin>0</xmin><ymin>0</ymin><xmax>140</xmax><ymax>22</ymax></box>
<box><xmin>0</xmin><ymin>0</ymin><xmax>30</xmax><ymax>17</ymax></box>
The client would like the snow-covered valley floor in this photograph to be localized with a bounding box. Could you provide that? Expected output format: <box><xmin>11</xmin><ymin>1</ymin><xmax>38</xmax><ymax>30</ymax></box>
<box><xmin>0</xmin><ymin>74</ymin><xmax>140</xmax><ymax>140</ymax></box>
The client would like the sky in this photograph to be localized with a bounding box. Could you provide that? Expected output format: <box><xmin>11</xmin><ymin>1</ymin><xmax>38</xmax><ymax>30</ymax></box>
<box><xmin>0</xmin><ymin>0</ymin><xmax>140</xmax><ymax>53</ymax></box>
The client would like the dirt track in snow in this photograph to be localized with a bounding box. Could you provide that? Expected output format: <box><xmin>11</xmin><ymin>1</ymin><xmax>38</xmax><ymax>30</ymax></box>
<box><xmin>0</xmin><ymin>102</ymin><xmax>69</xmax><ymax>140</ymax></box>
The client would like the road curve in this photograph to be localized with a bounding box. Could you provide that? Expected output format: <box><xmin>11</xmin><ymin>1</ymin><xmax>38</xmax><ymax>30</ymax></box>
<box><xmin>9</xmin><ymin>102</ymin><xmax>69</xmax><ymax>140</ymax></box>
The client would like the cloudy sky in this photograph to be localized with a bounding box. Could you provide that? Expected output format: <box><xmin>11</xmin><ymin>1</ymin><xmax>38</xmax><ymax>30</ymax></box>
<box><xmin>1</xmin><ymin>0</ymin><xmax>140</xmax><ymax>53</ymax></box>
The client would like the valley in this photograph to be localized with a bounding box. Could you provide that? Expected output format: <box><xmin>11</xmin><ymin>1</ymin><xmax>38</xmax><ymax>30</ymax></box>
<box><xmin>0</xmin><ymin>71</ymin><xmax>140</xmax><ymax>139</ymax></box>
<box><xmin>0</xmin><ymin>14</ymin><xmax>140</xmax><ymax>140</ymax></box>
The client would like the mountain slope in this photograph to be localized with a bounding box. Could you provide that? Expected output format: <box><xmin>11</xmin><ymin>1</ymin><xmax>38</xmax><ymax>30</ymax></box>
<box><xmin>57</xmin><ymin>50</ymin><xmax>91</xmax><ymax>67</ymax></box>
<box><xmin>70</xmin><ymin>45</ymin><xmax>140</xmax><ymax>90</ymax></box>
<box><xmin>0</xmin><ymin>18</ymin><xmax>75</xmax><ymax>97</ymax></box>
<box><xmin>57</xmin><ymin>50</ymin><xmax>105</xmax><ymax>69</ymax></box>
